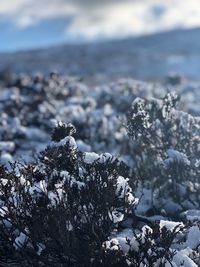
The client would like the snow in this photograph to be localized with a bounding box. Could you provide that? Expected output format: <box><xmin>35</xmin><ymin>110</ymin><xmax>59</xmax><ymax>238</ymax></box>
<box><xmin>116</xmin><ymin>176</ymin><xmax>128</xmax><ymax>197</ymax></box>
<box><xmin>108</xmin><ymin>210</ymin><xmax>124</xmax><ymax>224</ymax></box>
<box><xmin>195</xmin><ymin>159</ymin><xmax>200</xmax><ymax>168</ymax></box>
<box><xmin>183</xmin><ymin>210</ymin><xmax>200</xmax><ymax>222</ymax></box>
<box><xmin>185</xmin><ymin>226</ymin><xmax>200</xmax><ymax>249</ymax></box>
<box><xmin>159</xmin><ymin>220</ymin><xmax>184</xmax><ymax>232</ymax></box>
<box><xmin>14</xmin><ymin>232</ymin><xmax>28</xmax><ymax>249</ymax></box>
<box><xmin>135</xmin><ymin>187</ymin><xmax>153</xmax><ymax>215</ymax></box>
<box><xmin>0</xmin><ymin>152</ymin><xmax>14</xmax><ymax>169</ymax></box>
<box><xmin>112</xmin><ymin>228</ymin><xmax>134</xmax><ymax>252</ymax></box>
<box><xmin>162</xmin><ymin>199</ymin><xmax>183</xmax><ymax>214</ymax></box>
<box><xmin>0</xmin><ymin>141</ymin><xmax>15</xmax><ymax>152</ymax></box>
<box><xmin>17</xmin><ymin>126</ymin><xmax>48</xmax><ymax>142</ymax></box>
<box><xmin>104</xmin><ymin>238</ymin><xmax>119</xmax><ymax>251</ymax></box>
<box><xmin>116</xmin><ymin>176</ymin><xmax>137</xmax><ymax>205</ymax></box>
<box><xmin>0</xmin><ymin>206</ymin><xmax>8</xmax><ymax>217</ymax></box>
<box><xmin>165</xmin><ymin>149</ymin><xmax>190</xmax><ymax>166</ymax></box>
<box><xmin>51</xmin><ymin>136</ymin><xmax>77</xmax><ymax>149</ymax></box>
<box><xmin>76</xmin><ymin>140</ymin><xmax>91</xmax><ymax>152</ymax></box>
<box><xmin>60</xmin><ymin>171</ymin><xmax>70</xmax><ymax>181</ymax></box>
<box><xmin>48</xmin><ymin>190</ymin><xmax>64</xmax><ymax>207</ymax></box>
<box><xmin>83</xmin><ymin>152</ymin><xmax>99</xmax><ymax>164</ymax></box>
<box><xmin>98</xmin><ymin>153</ymin><xmax>114</xmax><ymax>163</ymax></box>
<box><xmin>37</xmin><ymin>243</ymin><xmax>46</xmax><ymax>256</ymax></box>
<box><xmin>30</xmin><ymin>180</ymin><xmax>47</xmax><ymax>195</ymax></box>
<box><xmin>173</xmin><ymin>250</ymin><xmax>198</xmax><ymax>267</ymax></box>
<box><xmin>66</xmin><ymin>221</ymin><xmax>73</xmax><ymax>231</ymax></box>
<box><xmin>130</xmin><ymin>237</ymin><xmax>140</xmax><ymax>252</ymax></box>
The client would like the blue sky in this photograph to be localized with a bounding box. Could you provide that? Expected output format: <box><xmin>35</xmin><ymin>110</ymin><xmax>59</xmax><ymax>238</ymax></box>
<box><xmin>1</xmin><ymin>0</ymin><xmax>200</xmax><ymax>52</ymax></box>
<box><xmin>0</xmin><ymin>18</ymin><xmax>74</xmax><ymax>51</ymax></box>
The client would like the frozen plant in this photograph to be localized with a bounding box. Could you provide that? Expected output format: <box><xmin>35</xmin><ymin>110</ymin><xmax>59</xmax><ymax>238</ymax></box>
<box><xmin>0</xmin><ymin>123</ymin><xmax>138</xmax><ymax>266</ymax></box>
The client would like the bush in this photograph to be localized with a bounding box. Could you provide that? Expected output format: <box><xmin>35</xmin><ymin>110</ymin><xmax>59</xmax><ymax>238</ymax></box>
<box><xmin>127</xmin><ymin>93</ymin><xmax>200</xmax><ymax>212</ymax></box>
<box><xmin>0</xmin><ymin>123</ymin><xmax>137</xmax><ymax>266</ymax></box>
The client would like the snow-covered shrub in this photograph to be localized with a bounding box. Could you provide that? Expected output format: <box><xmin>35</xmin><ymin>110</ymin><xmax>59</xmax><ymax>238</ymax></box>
<box><xmin>103</xmin><ymin>223</ymin><xmax>178</xmax><ymax>266</ymax></box>
<box><xmin>0</xmin><ymin>73</ymin><xmax>166</xmax><ymax>167</ymax></box>
<box><xmin>101</xmin><ymin>220</ymin><xmax>200</xmax><ymax>267</ymax></box>
<box><xmin>0</xmin><ymin>123</ymin><xmax>137</xmax><ymax>266</ymax></box>
<box><xmin>127</xmin><ymin>93</ymin><xmax>200</xmax><ymax>212</ymax></box>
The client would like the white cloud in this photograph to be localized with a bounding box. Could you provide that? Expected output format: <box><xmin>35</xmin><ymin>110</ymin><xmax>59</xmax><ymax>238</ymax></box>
<box><xmin>0</xmin><ymin>0</ymin><xmax>27</xmax><ymax>13</ymax></box>
<box><xmin>66</xmin><ymin>0</ymin><xmax>200</xmax><ymax>40</ymax></box>
<box><xmin>1</xmin><ymin>0</ymin><xmax>200</xmax><ymax>40</ymax></box>
<box><xmin>0</xmin><ymin>0</ymin><xmax>77</xmax><ymax>28</ymax></box>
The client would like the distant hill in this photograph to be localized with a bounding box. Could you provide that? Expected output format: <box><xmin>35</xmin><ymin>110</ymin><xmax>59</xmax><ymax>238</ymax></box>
<box><xmin>1</xmin><ymin>28</ymin><xmax>200</xmax><ymax>84</ymax></box>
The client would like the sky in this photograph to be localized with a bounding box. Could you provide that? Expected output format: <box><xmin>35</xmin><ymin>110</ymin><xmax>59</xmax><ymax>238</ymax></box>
<box><xmin>1</xmin><ymin>0</ymin><xmax>200</xmax><ymax>52</ymax></box>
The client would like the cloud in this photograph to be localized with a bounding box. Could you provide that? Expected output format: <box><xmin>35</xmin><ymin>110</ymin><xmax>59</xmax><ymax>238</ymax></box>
<box><xmin>0</xmin><ymin>0</ymin><xmax>77</xmax><ymax>28</ymax></box>
<box><xmin>66</xmin><ymin>0</ymin><xmax>200</xmax><ymax>41</ymax></box>
<box><xmin>1</xmin><ymin>0</ymin><xmax>200</xmax><ymax>41</ymax></box>
<box><xmin>0</xmin><ymin>0</ymin><xmax>27</xmax><ymax>13</ymax></box>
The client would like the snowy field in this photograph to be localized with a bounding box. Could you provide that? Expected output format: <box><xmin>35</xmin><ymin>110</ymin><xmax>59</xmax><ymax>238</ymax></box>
<box><xmin>0</xmin><ymin>28</ymin><xmax>200</xmax><ymax>266</ymax></box>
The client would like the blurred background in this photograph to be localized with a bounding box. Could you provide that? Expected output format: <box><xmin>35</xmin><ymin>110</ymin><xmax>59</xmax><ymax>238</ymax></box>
<box><xmin>1</xmin><ymin>0</ymin><xmax>200</xmax><ymax>83</ymax></box>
